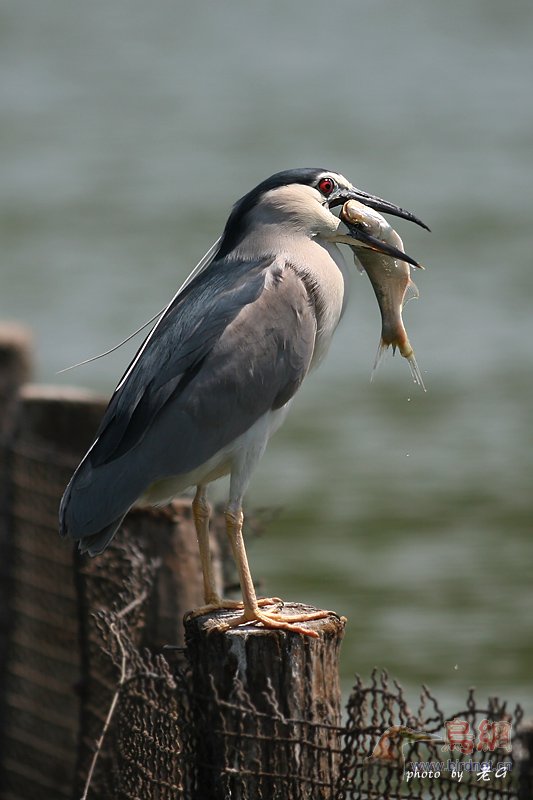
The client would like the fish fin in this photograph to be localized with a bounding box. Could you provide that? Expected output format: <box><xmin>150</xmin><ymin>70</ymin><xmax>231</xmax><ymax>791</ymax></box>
<box><xmin>406</xmin><ymin>352</ymin><xmax>427</xmax><ymax>392</ymax></box>
<box><xmin>402</xmin><ymin>278</ymin><xmax>419</xmax><ymax>308</ymax></box>
<box><xmin>370</xmin><ymin>339</ymin><xmax>389</xmax><ymax>382</ymax></box>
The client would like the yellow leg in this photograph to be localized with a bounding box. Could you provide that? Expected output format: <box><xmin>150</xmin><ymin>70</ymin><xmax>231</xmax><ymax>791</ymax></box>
<box><xmin>192</xmin><ymin>486</ymin><xmax>220</xmax><ymax>606</ymax></box>
<box><xmin>216</xmin><ymin>506</ymin><xmax>330</xmax><ymax>638</ymax></box>
<box><xmin>187</xmin><ymin>488</ymin><xmax>280</xmax><ymax>618</ymax></box>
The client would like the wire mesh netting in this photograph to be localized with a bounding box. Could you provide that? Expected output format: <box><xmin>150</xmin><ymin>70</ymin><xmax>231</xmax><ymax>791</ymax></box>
<box><xmin>0</xmin><ymin>437</ymin><xmax>81</xmax><ymax>799</ymax></box>
<box><xmin>0</xmin><ymin>390</ymin><xmax>530</xmax><ymax>800</ymax></box>
<box><xmin>339</xmin><ymin>671</ymin><xmax>524</xmax><ymax>800</ymax></box>
<box><xmin>76</xmin><ymin>577</ymin><xmax>527</xmax><ymax>800</ymax></box>
<box><xmin>76</xmin><ymin>547</ymin><xmax>189</xmax><ymax>799</ymax></box>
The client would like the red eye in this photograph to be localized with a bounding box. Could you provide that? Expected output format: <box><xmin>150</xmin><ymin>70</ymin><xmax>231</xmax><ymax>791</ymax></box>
<box><xmin>318</xmin><ymin>177</ymin><xmax>335</xmax><ymax>197</ymax></box>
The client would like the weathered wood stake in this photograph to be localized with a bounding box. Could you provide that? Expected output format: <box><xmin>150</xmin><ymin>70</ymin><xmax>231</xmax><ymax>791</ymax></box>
<box><xmin>185</xmin><ymin>605</ymin><xmax>346</xmax><ymax>799</ymax></box>
<box><xmin>0</xmin><ymin>324</ymin><xmax>33</xmax><ymax>790</ymax></box>
<box><xmin>0</xmin><ymin>382</ymin><xmax>225</xmax><ymax>797</ymax></box>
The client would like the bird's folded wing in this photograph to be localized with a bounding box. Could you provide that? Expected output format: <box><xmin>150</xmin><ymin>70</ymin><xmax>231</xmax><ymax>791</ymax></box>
<box><xmin>88</xmin><ymin>256</ymin><xmax>317</xmax><ymax>474</ymax></box>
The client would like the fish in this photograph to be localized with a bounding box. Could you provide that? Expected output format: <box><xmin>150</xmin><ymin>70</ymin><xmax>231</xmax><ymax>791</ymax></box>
<box><xmin>340</xmin><ymin>198</ymin><xmax>426</xmax><ymax>391</ymax></box>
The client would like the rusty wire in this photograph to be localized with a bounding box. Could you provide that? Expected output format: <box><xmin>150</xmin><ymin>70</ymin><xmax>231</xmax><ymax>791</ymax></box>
<box><xmin>82</xmin><ymin>590</ymin><xmax>524</xmax><ymax>800</ymax></box>
<box><xmin>0</xmin><ymin>434</ymin><xmax>527</xmax><ymax>800</ymax></box>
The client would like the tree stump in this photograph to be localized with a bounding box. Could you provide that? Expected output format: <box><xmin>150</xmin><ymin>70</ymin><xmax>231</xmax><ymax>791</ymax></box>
<box><xmin>185</xmin><ymin>605</ymin><xmax>346</xmax><ymax>799</ymax></box>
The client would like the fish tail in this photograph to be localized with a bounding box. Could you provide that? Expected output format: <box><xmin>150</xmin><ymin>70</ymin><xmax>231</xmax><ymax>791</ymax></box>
<box><xmin>372</xmin><ymin>336</ymin><xmax>426</xmax><ymax>391</ymax></box>
<box><xmin>397</xmin><ymin>337</ymin><xmax>426</xmax><ymax>391</ymax></box>
<box><xmin>370</xmin><ymin>338</ymin><xmax>390</xmax><ymax>382</ymax></box>
<box><xmin>406</xmin><ymin>352</ymin><xmax>426</xmax><ymax>391</ymax></box>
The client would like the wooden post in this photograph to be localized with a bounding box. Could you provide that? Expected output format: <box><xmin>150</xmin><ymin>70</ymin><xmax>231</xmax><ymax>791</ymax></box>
<box><xmin>0</xmin><ymin>324</ymin><xmax>33</xmax><ymax>793</ymax></box>
<box><xmin>0</xmin><ymin>384</ymin><xmax>107</xmax><ymax>800</ymax></box>
<box><xmin>0</xmin><ymin>382</ymin><xmax>225</xmax><ymax>798</ymax></box>
<box><xmin>0</xmin><ymin>324</ymin><xmax>33</xmax><ymax>555</ymax></box>
<box><xmin>0</xmin><ymin>323</ymin><xmax>33</xmax><ymax>583</ymax></box>
<box><xmin>185</xmin><ymin>606</ymin><xmax>346</xmax><ymax>799</ymax></box>
<box><xmin>0</xmin><ymin>323</ymin><xmax>33</xmax><ymax>434</ymax></box>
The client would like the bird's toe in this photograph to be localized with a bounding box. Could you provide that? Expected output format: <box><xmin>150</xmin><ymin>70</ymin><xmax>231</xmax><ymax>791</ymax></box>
<box><xmin>207</xmin><ymin>606</ymin><xmax>334</xmax><ymax>638</ymax></box>
<box><xmin>185</xmin><ymin>598</ymin><xmax>244</xmax><ymax>619</ymax></box>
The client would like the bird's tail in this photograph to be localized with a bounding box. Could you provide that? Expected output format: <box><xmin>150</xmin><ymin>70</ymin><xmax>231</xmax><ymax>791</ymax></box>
<box><xmin>59</xmin><ymin>450</ymin><xmax>147</xmax><ymax>556</ymax></box>
<box><xmin>75</xmin><ymin>514</ymin><xmax>127</xmax><ymax>556</ymax></box>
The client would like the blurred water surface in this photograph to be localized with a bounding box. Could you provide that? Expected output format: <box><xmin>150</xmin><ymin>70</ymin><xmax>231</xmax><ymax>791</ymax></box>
<box><xmin>1</xmin><ymin>0</ymin><xmax>532</xmax><ymax>713</ymax></box>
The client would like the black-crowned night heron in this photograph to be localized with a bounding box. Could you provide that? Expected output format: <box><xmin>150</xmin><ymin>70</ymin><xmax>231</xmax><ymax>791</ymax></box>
<box><xmin>60</xmin><ymin>168</ymin><xmax>426</xmax><ymax>636</ymax></box>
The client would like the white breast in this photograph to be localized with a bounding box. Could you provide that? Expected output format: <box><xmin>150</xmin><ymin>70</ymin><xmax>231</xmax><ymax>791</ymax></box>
<box><xmin>288</xmin><ymin>238</ymin><xmax>351</xmax><ymax>369</ymax></box>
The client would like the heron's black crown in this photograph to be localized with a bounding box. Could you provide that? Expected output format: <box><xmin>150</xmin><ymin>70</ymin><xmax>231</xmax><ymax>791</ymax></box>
<box><xmin>218</xmin><ymin>168</ymin><xmax>332</xmax><ymax>258</ymax></box>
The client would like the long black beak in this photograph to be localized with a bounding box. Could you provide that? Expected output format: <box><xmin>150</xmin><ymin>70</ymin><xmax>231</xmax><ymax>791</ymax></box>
<box><xmin>331</xmin><ymin>186</ymin><xmax>431</xmax><ymax>232</ymax></box>
<box><xmin>341</xmin><ymin>218</ymin><xmax>423</xmax><ymax>269</ymax></box>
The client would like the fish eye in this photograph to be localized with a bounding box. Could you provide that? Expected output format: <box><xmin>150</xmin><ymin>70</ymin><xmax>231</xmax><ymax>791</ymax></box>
<box><xmin>317</xmin><ymin>177</ymin><xmax>336</xmax><ymax>197</ymax></box>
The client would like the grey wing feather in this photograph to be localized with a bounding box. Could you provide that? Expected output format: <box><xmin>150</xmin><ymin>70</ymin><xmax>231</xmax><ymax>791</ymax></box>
<box><xmin>60</xmin><ymin>257</ymin><xmax>316</xmax><ymax>547</ymax></box>
<box><xmin>91</xmin><ymin>257</ymin><xmax>271</xmax><ymax>465</ymax></box>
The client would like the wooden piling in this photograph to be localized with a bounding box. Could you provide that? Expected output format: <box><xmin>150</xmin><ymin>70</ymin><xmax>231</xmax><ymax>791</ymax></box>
<box><xmin>0</xmin><ymin>323</ymin><xmax>33</xmax><ymax>434</ymax></box>
<box><xmin>0</xmin><ymin>323</ymin><xmax>33</xmax><ymax>569</ymax></box>
<box><xmin>1</xmin><ymin>384</ymin><xmax>107</xmax><ymax>799</ymax></box>
<box><xmin>185</xmin><ymin>605</ymin><xmax>346</xmax><ymax>799</ymax></box>
<box><xmin>0</xmin><ymin>380</ymin><xmax>226</xmax><ymax>798</ymax></box>
<box><xmin>0</xmin><ymin>324</ymin><xmax>34</xmax><ymax>795</ymax></box>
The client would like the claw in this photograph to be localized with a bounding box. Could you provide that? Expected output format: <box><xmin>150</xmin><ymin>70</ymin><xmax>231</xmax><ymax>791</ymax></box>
<box><xmin>206</xmin><ymin>605</ymin><xmax>332</xmax><ymax>638</ymax></box>
<box><xmin>185</xmin><ymin>596</ymin><xmax>283</xmax><ymax>620</ymax></box>
<box><xmin>185</xmin><ymin>598</ymin><xmax>244</xmax><ymax>620</ymax></box>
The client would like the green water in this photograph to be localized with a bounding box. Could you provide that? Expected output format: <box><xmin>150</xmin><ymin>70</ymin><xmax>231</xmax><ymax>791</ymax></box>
<box><xmin>1</xmin><ymin>0</ymin><xmax>532</xmax><ymax>716</ymax></box>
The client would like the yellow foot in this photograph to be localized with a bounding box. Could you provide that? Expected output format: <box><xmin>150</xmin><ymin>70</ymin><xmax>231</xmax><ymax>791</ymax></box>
<box><xmin>185</xmin><ymin>596</ymin><xmax>282</xmax><ymax>620</ymax></box>
<box><xmin>211</xmin><ymin>606</ymin><xmax>332</xmax><ymax>638</ymax></box>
